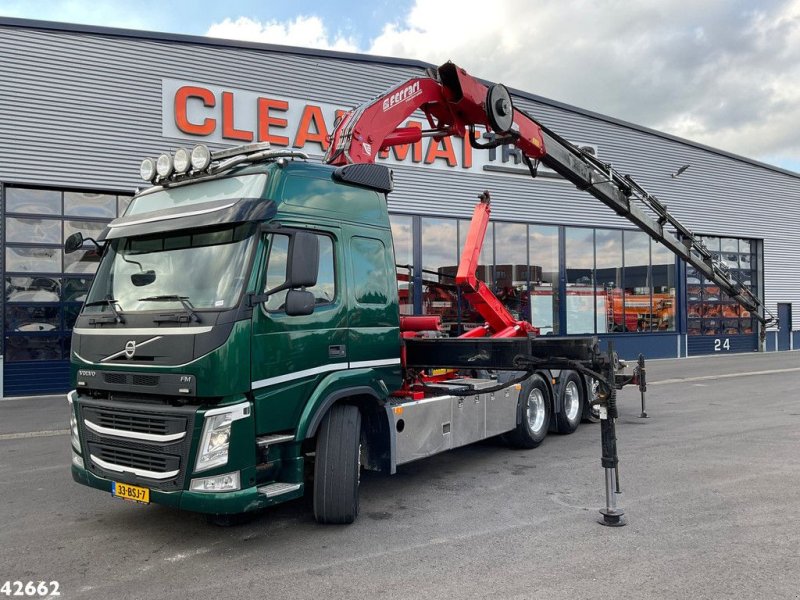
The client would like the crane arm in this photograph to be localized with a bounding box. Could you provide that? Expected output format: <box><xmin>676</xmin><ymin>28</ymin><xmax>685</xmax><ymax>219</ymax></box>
<box><xmin>325</xmin><ymin>61</ymin><xmax>774</xmax><ymax>327</ymax></box>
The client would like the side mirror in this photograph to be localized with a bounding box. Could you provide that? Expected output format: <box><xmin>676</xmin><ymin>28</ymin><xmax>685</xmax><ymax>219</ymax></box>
<box><xmin>64</xmin><ymin>232</ymin><xmax>84</xmax><ymax>254</ymax></box>
<box><xmin>285</xmin><ymin>289</ymin><xmax>315</xmax><ymax>316</ymax></box>
<box><xmin>131</xmin><ymin>270</ymin><xmax>157</xmax><ymax>287</ymax></box>
<box><xmin>287</xmin><ymin>231</ymin><xmax>319</xmax><ymax>288</ymax></box>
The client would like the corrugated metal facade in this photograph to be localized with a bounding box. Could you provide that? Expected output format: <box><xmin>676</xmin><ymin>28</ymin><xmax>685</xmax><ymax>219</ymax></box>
<box><xmin>1</xmin><ymin>19</ymin><xmax>798</xmax><ymax>331</ymax></box>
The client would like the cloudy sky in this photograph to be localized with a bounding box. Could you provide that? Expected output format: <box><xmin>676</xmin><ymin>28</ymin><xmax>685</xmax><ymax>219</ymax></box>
<box><xmin>2</xmin><ymin>0</ymin><xmax>799</xmax><ymax>173</ymax></box>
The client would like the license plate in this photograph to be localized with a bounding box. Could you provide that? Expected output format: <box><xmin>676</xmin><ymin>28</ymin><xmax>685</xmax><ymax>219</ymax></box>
<box><xmin>112</xmin><ymin>482</ymin><xmax>150</xmax><ymax>504</ymax></box>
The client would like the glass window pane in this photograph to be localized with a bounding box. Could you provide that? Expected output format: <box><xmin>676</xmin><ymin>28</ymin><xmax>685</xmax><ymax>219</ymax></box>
<box><xmin>63</xmin><ymin>221</ymin><xmax>106</xmax><ymax>274</ymax></box>
<box><xmin>720</xmin><ymin>238</ymin><xmax>738</xmax><ymax>253</ymax></box>
<box><xmin>6</xmin><ymin>217</ymin><xmax>61</xmax><ymax>244</ymax></box>
<box><xmin>565</xmin><ymin>227</ymin><xmax>594</xmax><ymax>334</ymax></box>
<box><xmin>651</xmin><ymin>242</ymin><xmax>676</xmax><ymax>331</ymax></box>
<box><xmin>6</xmin><ymin>247</ymin><xmax>62</xmax><ymax>273</ymax></box>
<box><xmin>421</xmin><ymin>218</ymin><xmax>458</xmax><ymax>331</ymax></box>
<box><xmin>6</xmin><ymin>188</ymin><xmax>61</xmax><ymax>214</ymax></box>
<box><xmin>352</xmin><ymin>237</ymin><xmax>388</xmax><ymax>305</ymax></box>
<box><xmin>264</xmin><ymin>234</ymin><xmax>290</xmax><ymax>311</ymax></box>
<box><xmin>64</xmin><ymin>192</ymin><xmax>116</xmax><ymax>218</ymax></box>
<box><xmin>390</xmin><ymin>215</ymin><xmax>414</xmax><ymax>316</ymax></box>
<box><xmin>6</xmin><ymin>277</ymin><xmax>61</xmax><ymax>302</ymax></box>
<box><xmin>65</xmin><ymin>304</ymin><xmax>82</xmax><ymax>330</ymax></box>
<box><xmin>595</xmin><ymin>229</ymin><xmax>622</xmax><ymax>333</ymax></box>
<box><xmin>494</xmin><ymin>222</ymin><xmax>527</xmax><ymax>322</ymax></box>
<box><xmin>623</xmin><ymin>231</ymin><xmax>651</xmax><ymax>332</ymax></box>
<box><xmin>530</xmin><ymin>225</ymin><xmax>559</xmax><ymax>335</ymax></box>
<box><xmin>118</xmin><ymin>195</ymin><xmax>133</xmax><ymax>217</ymax></box>
<box><xmin>4</xmin><ymin>335</ymin><xmax>63</xmax><ymax>361</ymax></box>
<box><xmin>63</xmin><ymin>277</ymin><xmax>92</xmax><ymax>302</ymax></box>
<box><xmin>6</xmin><ymin>306</ymin><xmax>61</xmax><ymax>332</ymax></box>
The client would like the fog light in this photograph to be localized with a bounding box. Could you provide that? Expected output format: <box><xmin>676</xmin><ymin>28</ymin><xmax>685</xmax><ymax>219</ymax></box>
<box><xmin>140</xmin><ymin>158</ymin><xmax>156</xmax><ymax>182</ymax></box>
<box><xmin>173</xmin><ymin>147</ymin><xmax>191</xmax><ymax>174</ymax></box>
<box><xmin>72</xmin><ymin>450</ymin><xmax>84</xmax><ymax>469</ymax></box>
<box><xmin>156</xmin><ymin>153</ymin><xmax>174</xmax><ymax>178</ymax></box>
<box><xmin>191</xmin><ymin>144</ymin><xmax>212</xmax><ymax>170</ymax></box>
<box><xmin>190</xmin><ymin>471</ymin><xmax>240</xmax><ymax>493</ymax></box>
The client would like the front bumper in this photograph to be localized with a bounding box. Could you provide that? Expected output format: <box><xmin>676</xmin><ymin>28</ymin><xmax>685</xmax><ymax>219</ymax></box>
<box><xmin>71</xmin><ymin>464</ymin><xmax>304</xmax><ymax>514</ymax></box>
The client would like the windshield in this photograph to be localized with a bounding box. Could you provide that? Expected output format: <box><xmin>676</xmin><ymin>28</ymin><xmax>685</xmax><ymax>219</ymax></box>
<box><xmin>84</xmin><ymin>223</ymin><xmax>256</xmax><ymax>313</ymax></box>
<box><xmin>125</xmin><ymin>174</ymin><xmax>268</xmax><ymax>217</ymax></box>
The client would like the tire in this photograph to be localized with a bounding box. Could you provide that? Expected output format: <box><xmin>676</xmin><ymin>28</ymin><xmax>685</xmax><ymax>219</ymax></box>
<box><xmin>555</xmin><ymin>372</ymin><xmax>584</xmax><ymax>434</ymax></box>
<box><xmin>505</xmin><ymin>374</ymin><xmax>552</xmax><ymax>449</ymax></box>
<box><xmin>313</xmin><ymin>404</ymin><xmax>362</xmax><ymax>524</ymax></box>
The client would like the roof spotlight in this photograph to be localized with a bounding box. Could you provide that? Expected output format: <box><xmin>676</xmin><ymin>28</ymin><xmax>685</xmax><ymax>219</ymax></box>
<box><xmin>156</xmin><ymin>153</ymin><xmax>174</xmax><ymax>178</ymax></box>
<box><xmin>139</xmin><ymin>157</ymin><xmax>157</xmax><ymax>182</ymax></box>
<box><xmin>173</xmin><ymin>148</ymin><xmax>191</xmax><ymax>174</ymax></box>
<box><xmin>191</xmin><ymin>144</ymin><xmax>212</xmax><ymax>171</ymax></box>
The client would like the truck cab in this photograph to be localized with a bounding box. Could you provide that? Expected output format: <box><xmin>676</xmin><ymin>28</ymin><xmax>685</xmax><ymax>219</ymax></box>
<box><xmin>68</xmin><ymin>145</ymin><xmax>402</xmax><ymax>520</ymax></box>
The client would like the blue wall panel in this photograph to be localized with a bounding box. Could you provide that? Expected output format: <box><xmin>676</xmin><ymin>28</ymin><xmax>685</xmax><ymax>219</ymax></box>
<box><xmin>4</xmin><ymin>360</ymin><xmax>70</xmax><ymax>396</ymax></box>
<box><xmin>597</xmin><ymin>333</ymin><xmax>679</xmax><ymax>360</ymax></box>
<box><xmin>687</xmin><ymin>334</ymin><xmax>758</xmax><ymax>356</ymax></box>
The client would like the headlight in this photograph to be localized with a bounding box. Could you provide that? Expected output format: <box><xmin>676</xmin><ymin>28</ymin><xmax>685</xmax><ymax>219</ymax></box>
<box><xmin>173</xmin><ymin>147</ymin><xmax>191</xmax><ymax>174</ymax></box>
<box><xmin>190</xmin><ymin>471</ymin><xmax>240</xmax><ymax>493</ymax></box>
<box><xmin>67</xmin><ymin>392</ymin><xmax>80</xmax><ymax>453</ymax></box>
<box><xmin>156</xmin><ymin>153</ymin><xmax>174</xmax><ymax>178</ymax></box>
<box><xmin>190</xmin><ymin>144</ymin><xmax>211</xmax><ymax>170</ymax></box>
<box><xmin>139</xmin><ymin>158</ymin><xmax>156</xmax><ymax>182</ymax></box>
<box><xmin>195</xmin><ymin>402</ymin><xmax>250</xmax><ymax>473</ymax></box>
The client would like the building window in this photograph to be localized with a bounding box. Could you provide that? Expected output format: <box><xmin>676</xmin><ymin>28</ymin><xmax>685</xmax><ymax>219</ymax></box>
<box><xmin>3</xmin><ymin>185</ymin><xmax>132</xmax><ymax>362</ymax></box>
<box><xmin>421</xmin><ymin>217</ymin><xmax>458</xmax><ymax>332</ymax></box>
<box><xmin>687</xmin><ymin>235</ymin><xmax>758</xmax><ymax>336</ymax></box>
<box><xmin>529</xmin><ymin>225</ymin><xmax>559</xmax><ymax>334</ymax></box>
<box><xmin>389</xmin><ymin>215</ymin><xmax>414</xmax><ymax>316</ymax></box>
<box><xmin>565</xmin><ymin>227</ymin><xmax>595</xmax><ymax>334</ymax></box>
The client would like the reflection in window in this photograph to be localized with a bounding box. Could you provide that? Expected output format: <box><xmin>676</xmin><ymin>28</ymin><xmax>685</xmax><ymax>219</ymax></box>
<box><xmin>6</xmin><ymin>277</ymin><xmax>61</xmax><ymax>302</ymax></box>
<box><xmin>390</xmin><ymin>215</ymin><xmax>414</xmax><ymax>316</ymax></box>
<box><xmin>5</xmin><ymin>306</ymin><xmax>61</xmax><ymax>332</ymax></box>
<box><xmin>565</xmin><ymin>227</ymin><xmax>595</xmax><ymax>334</ymax></box>
<box><xmin>352</xmin><ymin>237</ymin><xmax>388</xmax><ymax>305</ymax></box>
<box><xmin>421</xmin><ymin>218</ymin><xmax>458</xmax><ymax>331</ymax></box>
<box><xmin>651</xmin><ymin>242</ymin><xmax>676</xmax><ymax>331</ymax></box>
<box><xmin>63</xmin><ymin>278</ymin><xmax>91</xmax><ymax>302</ymax></box>
<box><xmin>458</xmin><ymin>219</ymin><xmax>493</xmax><ymax>329</ymax></box>
<box><xmin>595</xmin><ymin>229</ymin><xmax>622</xmax><ymax>333</ymax></box>
<box><xmin>6</xmin><ymin>188</ymin><xmax>61</xmax><ymax>214</ymax></box>
<box><xmin>530</xmin><ymin>225</ymin><xmax>559</xmax><ymax>335</ymax></box>
<box><xmin>623</xmin><ymin>231</ymin><xmax>651</xmax><ymax>332</ymax></box>
<box><xmin>64</xmin><ymin>192</ymin><xmax>116</xmax><ymax>218</ymax></box>
<box><xmin>264</xmin><ymin>234</ymin><xmax>335</xmax><ymax>312</ymax></box>
<box><xmin>6</xmin><ymin>217</ymin><xmax>61</xmax><ymax>244</ymax></box>
<box><xmin>494</xmin><ymin>222</ymin><xmax>527</xmax><ymax>323</ymax></box>
<box><xmin>4</xmin><ymin>335</ymin><xmax>63</xmax><ymax>361</ymax></box>
<box><xmin>6</xmin><ymin>247</ymin><xmax>62</xmax><ymax>273</ymax></box>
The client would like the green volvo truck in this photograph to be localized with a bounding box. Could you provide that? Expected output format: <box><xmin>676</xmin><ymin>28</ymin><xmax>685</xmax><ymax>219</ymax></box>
<box><xmin>67</xmin><ymin>142</ymin><xmax>596</xmax><ymax>524</ymax></box>
<box><xmin>68</xmin><ymin>63</ymin><xmax>768</xmax><ymax>525</ymax></box>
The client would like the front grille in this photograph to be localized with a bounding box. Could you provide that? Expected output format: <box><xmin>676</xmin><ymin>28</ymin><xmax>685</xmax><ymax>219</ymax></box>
<box><xmin>83</xmin><ymin>406</ymin><xmax>185</xmax><ymax>437</ymax></box>
<box><xmin>88</xmin><ymin>442</ymin><xmax>179</xmax><ymax>474</ymax></box>
<box><xmin>103</xmin><ymin>373</ymin><xmax>160</xmax><ymax>386</ymax></box>
<box><xmin>77</xmin><ymin>398</ymin><xmax>196</xmax><ymax>490</ymax></box>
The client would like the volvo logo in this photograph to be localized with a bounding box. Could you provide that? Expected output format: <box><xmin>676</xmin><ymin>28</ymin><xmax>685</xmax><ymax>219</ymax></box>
<box><xmin>124</xmin><ymin>340</ymin><xmax>137</xmax><ymax>359</ymax></box>
<box><xmin>100</xmin><ymin>335</ymin><xmax>163</xmax><ymax>363</ymax></box>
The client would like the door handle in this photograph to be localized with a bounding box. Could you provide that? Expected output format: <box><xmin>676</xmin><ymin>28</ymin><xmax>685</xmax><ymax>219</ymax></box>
<box><xmin>328</xmin><ymin>345</ymin><xmax>347</xmax><ymax>358</ymax></box>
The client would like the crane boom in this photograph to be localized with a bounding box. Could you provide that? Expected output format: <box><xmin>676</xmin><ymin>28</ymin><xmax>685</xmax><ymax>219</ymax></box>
<box><xmin>325</xmin><ymin>62</ymin><xmax>773</xmax><ymax>326</ymax></box>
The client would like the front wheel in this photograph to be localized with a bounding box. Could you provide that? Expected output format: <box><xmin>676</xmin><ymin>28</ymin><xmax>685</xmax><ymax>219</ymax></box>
<box><xmin>313</xmin><ymin>404</ymin><xmax>362</xmax><ymax>524</ymax></box>
<box><xmin>505</xmin><ymin>374</ymin><xmax>552</xmax><ymax>449</ymax></box>
<box><xmin>555</xmin><ymin>372</ymin><xmax>585</xmax><ymax>434</ymax></box>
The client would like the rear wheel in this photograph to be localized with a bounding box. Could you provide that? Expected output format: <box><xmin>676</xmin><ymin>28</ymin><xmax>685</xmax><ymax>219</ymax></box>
<box><xmin>505</xmin><ymin>374</ymin><xmax>551</xmax><ymax>449</ymax></box>
<box><xmin>313</xmin><ymin>404</ymin><xmax>362</xmax><ymax>524</ymax></box>
<box><xmin>555</xmin><ymin>372</ymin><xmax>584</xmax><ymax>434</ymax></box>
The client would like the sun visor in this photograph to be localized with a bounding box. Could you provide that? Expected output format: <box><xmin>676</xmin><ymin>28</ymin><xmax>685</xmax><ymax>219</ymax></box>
<box><xmin>101</xmin><ymin>198</ymin><xmax>277</xmax><ymax>240</ymax></box>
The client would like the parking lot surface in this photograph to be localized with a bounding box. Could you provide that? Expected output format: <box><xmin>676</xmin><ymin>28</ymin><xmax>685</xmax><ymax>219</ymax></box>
<box><xmin>1</xmin><ymin>351</ymin><xmax>799</xmax><ymax>599</ymax></box>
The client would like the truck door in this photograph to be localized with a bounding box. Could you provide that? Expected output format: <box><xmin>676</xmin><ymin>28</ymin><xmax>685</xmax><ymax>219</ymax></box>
<box><xmin>250</xmin><ymin>229</ymin><xmax>348</xmax><ymax>433</ymax></box>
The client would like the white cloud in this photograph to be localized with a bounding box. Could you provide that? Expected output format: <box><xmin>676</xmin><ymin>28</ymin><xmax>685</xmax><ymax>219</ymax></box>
<box><xmin>205</xmin><ymin>1</ymin><xmax>800</xmax><ymax>171</ymax></box>
<box><xmin>206</xmin><ymin>15</ymin><xmax>358</xmax><ymax>52</ymax></box>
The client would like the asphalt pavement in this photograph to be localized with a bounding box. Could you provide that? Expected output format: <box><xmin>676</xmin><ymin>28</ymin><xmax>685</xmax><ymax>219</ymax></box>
<box><xmin>1</xmin><ymin>351</ymin><xmax>799</xmax><ymax>599</ymax></box>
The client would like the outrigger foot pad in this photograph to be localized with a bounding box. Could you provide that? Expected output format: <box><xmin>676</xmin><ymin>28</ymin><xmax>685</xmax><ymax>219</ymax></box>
<box><xmin>599</xmin><ymin>508</ymin><xmax>627</xmax><ymax>527</ymax></box>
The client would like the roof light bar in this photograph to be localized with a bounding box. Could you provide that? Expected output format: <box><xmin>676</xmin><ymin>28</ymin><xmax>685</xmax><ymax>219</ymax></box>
<box><xmin>156</xmin><ymin>153</ymin><xmax>174</xmax><ymax>178</ymax></box>
<box><xmin>139</xmin><ymin>158</ymin><xmax>156</xmax><ymax>183</ymax></box>
<box><xmin>191</xmin><ymin>145</ymin><xmax>212</xmax><ymax>171</ymax></box>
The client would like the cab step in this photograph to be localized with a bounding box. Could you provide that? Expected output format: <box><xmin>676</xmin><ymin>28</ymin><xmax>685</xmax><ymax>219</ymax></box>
<box><xmin>256</xmin><ymin>433</ymin><xmax>295</xmax><ymax>448</ymax></box>
<box><xmin>258</xmin><ymin>482</ymin><xmax>302</xmax><ymax>498</ymax></box>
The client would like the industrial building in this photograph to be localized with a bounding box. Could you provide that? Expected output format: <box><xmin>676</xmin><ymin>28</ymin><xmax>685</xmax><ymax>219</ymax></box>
<box><xmin>1</xmin><ymin>17</ymin><xmax>797</xmax><ymax>396</ymax></box>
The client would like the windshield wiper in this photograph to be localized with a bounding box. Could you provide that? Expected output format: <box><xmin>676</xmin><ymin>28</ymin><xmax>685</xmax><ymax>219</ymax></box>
<box><xmin>139</xmin><ymin>295</ymin><xmax>201</xmax><ymax>323</ymax></box>
<box><xmin>84</xmin><ymin>297</ymin><xmax>125</xmax><ymax>324</ymax></box>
